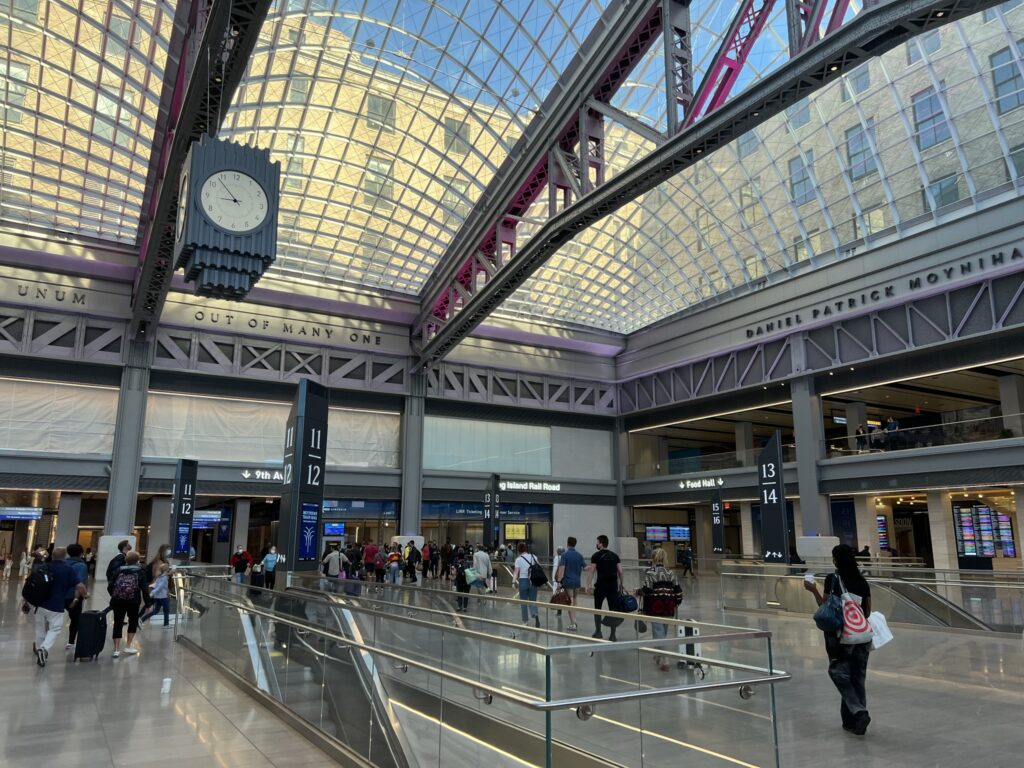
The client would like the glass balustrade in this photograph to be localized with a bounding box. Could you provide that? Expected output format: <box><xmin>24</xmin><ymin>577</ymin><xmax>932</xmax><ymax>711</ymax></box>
<box><xmin>823</xmin><ymin>413</ymin><xmax>1024</xmax><ymax>457</ymax></box>
<box><xmin>176</xmin><ymin>574</ymin><xmax>788</xmax><ymax>768</ymax></box>
<box><xmin>628</xmin><ymin>445</ymin><xmax>797</xmax><ymax>479</ymax></box>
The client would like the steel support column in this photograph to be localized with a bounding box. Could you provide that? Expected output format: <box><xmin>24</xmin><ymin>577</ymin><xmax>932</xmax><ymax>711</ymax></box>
<box><xmin>400</xmin><ymin>373</ymin><xmax>426</xmax><ymax>537</ymax></box>
<box><xmin>662</xmin><ymin>0</ymin><xmax>694</xmax><ymax>134</ymax></box>
<box><xmin>790</xmin><ymin>375</ymin><xmax>830</xmax><ymax>537</ymax></box>
<box><xmin>104</xmin><ymin>341</ymin><xmax>152</xmax><ymax>536</ymax></box>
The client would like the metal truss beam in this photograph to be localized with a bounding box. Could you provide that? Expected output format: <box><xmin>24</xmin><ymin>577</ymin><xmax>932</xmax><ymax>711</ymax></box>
<box><xmin>619</xmin><ymin>267</ymin><xmax>1024</xmax><ymax>414</ymax></box>
<box><xmin>586</xmin><ymin>99</ymin><xmax>667</xmax><ymax>147</ymax></box>
<box><xmin>130</xmin><ymin>0</ymin><xmax>274</xmax><ymax>340</ymax></box>
<box><xmin>414</xmin><ymin>0</ymin><xmax>665</xmax><ymax>340</ymax></box>
<box><xmin>424</xmin><ymin>363</ymin><xmax>617</xmax><ymax>416</ymax></box>
<box><xmin>414</xmin><ymin>0</ymin><xmax>1002</xmax><ymax>369</ymax></box>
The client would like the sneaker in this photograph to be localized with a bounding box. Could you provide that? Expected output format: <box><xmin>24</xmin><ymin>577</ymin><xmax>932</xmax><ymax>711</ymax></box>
<box><xmin>123</xmin><ymin>647</ymin><xmax>139</xmax><ymax>655</ymax></box>
<box><xmin>591</xmin><ymin>631</ymin><xmax>603</xmax><ymax>639</ymax></box>
<box><xmin>522</xmin><ymin>621</ymin><xmax>530</xmax><ymax>627</ymax></box>
<box><xmin>35</xmin><ymin>647</ymin><xmax>47</xmax><ymax>667</ymax></box>
<box><xmin>112</xmin><ymin>650</ymin><xmax>120</xmax><ymax>658</ymax></box>
<box><xmin>66</xmin><ymin>643</ymin><xmax>74</xmax><ymax>649</ymax></box>
<box><xmin>568</xmin><ymin>624</ymin><xmax>577</xmax><ymax>632</ymax></box>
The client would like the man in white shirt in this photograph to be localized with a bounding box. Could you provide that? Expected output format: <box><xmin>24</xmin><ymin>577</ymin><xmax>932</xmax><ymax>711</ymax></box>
<box><xmin>472</xmin><ymin>544</ymin><xmax>493</xmax><ymax>594</ymax></box>
<box><xmin>321</xmin><ymin>544</ymin><xmax>349</xmax><ymax>578</ymax></box>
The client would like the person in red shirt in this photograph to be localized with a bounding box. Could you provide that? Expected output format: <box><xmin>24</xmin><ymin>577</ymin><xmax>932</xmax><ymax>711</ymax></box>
<box><xmin>229</xmin><ymin>546</ymin><xmax>253</xmax><ymax>584</ymax></box>
<box><xmin>363</xmin><ymin>541</ymin><xmax>378</xmax><ymax>575</ymax></box>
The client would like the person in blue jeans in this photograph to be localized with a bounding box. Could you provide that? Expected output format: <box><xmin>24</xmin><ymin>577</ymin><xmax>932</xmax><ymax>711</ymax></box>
<box><xmin>555</xmin><ymin>536</ymin><xmax>586</xmax><ymax>632</ymax></box>
<box><xmin>260</xmin><ymin>546</ymin><xmax>281</xmax><ymax>590</ymax></box>
<box><xmin>513</xmin><ymin>542</ymin><xmax>540</xmax><ymax>628</ymax></box>
<box><xmin>141</xmin><ymin>564</ymin><xmax>172</xmax><ymax>626</ymax></box>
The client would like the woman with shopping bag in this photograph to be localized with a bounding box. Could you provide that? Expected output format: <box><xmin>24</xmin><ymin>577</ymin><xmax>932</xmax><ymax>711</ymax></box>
<box><xmin>803</xmin><ymin>544</ymin><xmax>874</xmax><ymax>736</ymax></box>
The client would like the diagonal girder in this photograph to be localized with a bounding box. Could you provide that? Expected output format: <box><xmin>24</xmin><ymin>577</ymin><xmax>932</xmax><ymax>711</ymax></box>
<box><xmin>414</xmin><ymin>0</ymin><xmax>665</xmax><ymax>341</ymax></box>
<box><xmin>414</xmin><ymin>0</ymin><xmax>1003</xmax><ymax>369</ymax></box>
<box><xmin>130</xmin><ymin>0</ymin><xmax>275</xmax><ymax>339</ymax></box>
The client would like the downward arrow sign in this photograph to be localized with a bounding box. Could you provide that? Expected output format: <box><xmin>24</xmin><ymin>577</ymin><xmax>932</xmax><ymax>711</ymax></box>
<box><xmin>241</xmin><ymin>470</ymin><xmax>251</xmax><ymax>479</ymax></box>
<box><xmin>717</xmin><ymin>477</ymin><xmax>724</xmax><ymax>486</ymax></box>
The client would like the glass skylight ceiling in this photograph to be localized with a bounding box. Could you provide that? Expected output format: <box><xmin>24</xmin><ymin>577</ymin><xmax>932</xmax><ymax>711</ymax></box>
<box><xmin>218</xmin><ymin>0</ymin><xmax>607</xmax><ymax>294</ymax></box>
<box><xmin>501</xmin><ymin>4</ymin><xmax>1024</xmax><ymax>332</ymax></box>
<box><xmin>0</xmin><ymin>0</ymin><xmax>176</xmax><ymax>243</ymax></box>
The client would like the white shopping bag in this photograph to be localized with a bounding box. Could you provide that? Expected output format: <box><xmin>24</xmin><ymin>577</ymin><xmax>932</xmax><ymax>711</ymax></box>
<box><xmin>867</xmin><ymin>611</ymin><xmax>893</xmax><ymax>650</ymax></box>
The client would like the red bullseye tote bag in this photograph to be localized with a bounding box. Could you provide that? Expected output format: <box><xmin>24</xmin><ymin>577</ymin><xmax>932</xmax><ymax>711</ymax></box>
<box><xmin>836</xmin><ymin>575</ymin><xmax>874</xmax><ymax>645</ymax></box>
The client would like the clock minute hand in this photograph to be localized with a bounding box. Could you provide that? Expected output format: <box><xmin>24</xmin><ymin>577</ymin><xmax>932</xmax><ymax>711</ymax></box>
<box><xmin>219</xmin><ymin>179</ymin><xmax>240</xmax><ymax>203</ymax></box>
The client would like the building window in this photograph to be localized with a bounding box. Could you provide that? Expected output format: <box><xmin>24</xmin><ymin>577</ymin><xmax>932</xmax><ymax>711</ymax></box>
<box><xmin>366</xmin><ymin>94</ymin><xmax>395</xmax><ymax>132</ymax></box>
<box><xmin>1</xmin><ymin>155</ymin><xmax>15</xmax><ymax>187</ymax></box>
<box><xmin>792</xmin><ymin>228</ymin><xmax>819</xmax><ymax>261</ymax></box>
<box><xmin>286</xmin><ymin>158</ymin><xmax>304</xmax><ymax>190</ymax></box>
<box><xmin>4</xmin><ymin>0</ymin><xmax>38</xmax><ymax>23</ymax></box>
<box><xmin>744</xmin><ymin>254</ymin><xmax>764</xmax><ymax>279</ymax></box>
<box><xmin>912</xmin><ymin>87</ymin><xmax>951</xmax><ymax>150</ymax></box>
<box><xmin>842</xmin><ymin>66</ymin><xmax>870</xmax><ymax>101</ymax></box>
<box><xmin>739</xmin><ymin>178</ymin><xmax>760</xmax><ymax>223</ymax></box>
<box><xmin>288</xmin><ymin>77</ymin><xmax>311</xmax><ymax>104</ymax></box>
<box><xmin>737</xmin><ymin>130</ymin><xmax>758</xmax><ymax>159</ymax></box>
<box><xmin>786</xmin><ymin>100</ymin><xmax>810</xmax><ymax>129</ymax></box>
<box><xmin>696</xmin><ymin>209</ymin><xmax>711</xmax><ymax>251</ymax></box>
<box><xmin>985</xmin><ymin>0</ymin><xmax>1023</xmax><ymax>22</ymax></box>
<box><xmin>991</xmin><ymin>45</ymin><xmax>1024</xmax><ymax>114</ymax></box>
<box><xmin>94</xmin><ymin>92</ymin><xmax>118</xmax><ymax>141</ymax></box>
<box><xmin>107</xmin><ymin>16</ymin><xmax>131</xmax><ymax>59</ymax></box>
<box><xmin>846</xmin><ymin>120</ymin><xmax>877</xmax><ymax>180</ymax></box>
<box><xmin>363</xmin><ymin>156</ymin><xmax>393</xmax><ymax>206</ymax></box>
<box><xmin>1009</xmin><ymin>143</ymin><xmax>1024</xmax><ymax>178</ymax></box>
<box><xmin>923</xmin><ymin>174</ymin><xmax>959</xmax><ymax>210</ymax></box>
<box><xmin>854</xmin><ymin>207</ymin><xmax>886</xmax><ymax>239</ymax></box>
<box><xmin>789</xmin><ymin>150</ymin><xmax>815</xmax><ymax>206</ymax></box>
<box><xmin>907</xmin><ymin>30</ymin><xmax>941</xmax><ymax>64</ymax></box>
<box><xmin>1</xmin><ymin>61</ymin><xmax>30</xmax><ymax>124</ymax></box>
<box><xmin>443</xmin><ymin>117</ymin><xmax>469</xmax><ymax>156</ymax></box>
<box><xmin>442</xmin><ymin>176</ymin><xmax>470</xmax><ymax>221</ymax></box>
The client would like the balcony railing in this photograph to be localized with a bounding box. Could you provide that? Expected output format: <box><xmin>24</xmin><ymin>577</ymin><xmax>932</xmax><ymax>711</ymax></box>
<box><xmin>628</xmin><ymin>444</ymin><xmax>797</xmax><ymax>480</ymax></box>
<box><xmin>823</xmin><ymin>413</ymin><xmax>1022</xmax><ymax>458</ymax></box>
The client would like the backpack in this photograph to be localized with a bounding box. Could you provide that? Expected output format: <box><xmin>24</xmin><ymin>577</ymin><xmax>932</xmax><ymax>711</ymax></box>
<box><xmin>643</xmin><ymin>579</ymin><xmax>683</xmax><ymax>617</ymax></box>
<box><xmin>111</xmin><ymin>570</ymin><xmax>140</xmax><ymax>601</ymax></box>
<box><xmin>374</xmin><ymin>551</ymin><xmax>386</xmax><ymax>569</ymax></box>
<box><xmin>528</xmin><ymin>555</ymin><xmax>547</xmax><ymax>587</ymax></box>
<box><xmin>22</xmin><ymin>564</ymin><xmax>54</xmax><ymax>607</ymax></box>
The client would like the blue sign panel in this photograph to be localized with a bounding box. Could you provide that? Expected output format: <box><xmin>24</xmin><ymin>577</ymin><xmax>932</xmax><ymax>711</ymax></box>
<box><xmin>176</xmin><ymin>523</ymin><xmax>191</xmax><ymax>554</ymax></box>
<box><xmin>299</xmin><ymin>502</ymin><xmax>319</xmax><ymax>561</ymax></box>
<box><xmin>0</xmin><ymin>507</ymin><xmax>42</xmax><ymax>520</ymax></box>
<box><xmin>322</xmin><ymin>499</ymin><xmax>397</xmax><ymax>517</ymax></box>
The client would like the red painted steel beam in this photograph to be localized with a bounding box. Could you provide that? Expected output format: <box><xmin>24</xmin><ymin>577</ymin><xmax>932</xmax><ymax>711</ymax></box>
<box><xmin>426</xmin><ymin>4</ymin><xmax>665</xmax><ymax>332</ymax></box>
<box><xmin>686</xmin><ymin>0</ymin><xmax>780</xmax><ymax>126</ymax></box>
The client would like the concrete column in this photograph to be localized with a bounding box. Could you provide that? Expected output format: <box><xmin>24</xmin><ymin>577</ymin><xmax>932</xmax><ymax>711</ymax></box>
<box><xmin>399</xmin><ymin>373</ymin><xmax>425</xmax><ymax>537</ymax></box>
<box><xmin>149</xmin><ymin>497</ymin><xmax>172</xmax><ymax>552</ymax></box>
<box><xmin>739</xmin><ymin>502</ymin><xmax>754</xmax><ymax>556</ymax></box>
<box><xmin>845</xmin><ymin>402</ymin><xmax>867</xmax><ymax>452</ymax></box>
<box><xmin>615</xmin><ymin>418</ymin><xmax>631</xmax><ymax>537</ymax></box>
<box><xmin>104</xmin><ymin>340</ymin><xmax>151</xmax><ymax>535</ymax></box>
<box><xmin>233</xmin><ymin>498</ymin><xmax>251</xmax><ymax>550</ymax></box>
<box><xmin>735</xmin><ymin>422</ymin><xmax>754</xmax><ymax>466</ymax></box>
<box><xmin>791</xmin><ymin>376</ymin><xmax>830</xmax><ymax>535</ymax></box>
<box><xmin>926</xmin><ymin>490</ymin><xmax>957</xmax><ymax>570</ymax></box>
<box><xmin>853</xmin><ymin>495</ymin><xmax>879</xmax><ymax>553</ymax></box>
<box><xmin>998</xmin><ymin>375</ymin><xmax>1024</xmax><ymax>436</ymax></box>
<box><xmin>54</xmin><ymin>493</ymin><xmax>82</xmax><ymax>547</ymax></box>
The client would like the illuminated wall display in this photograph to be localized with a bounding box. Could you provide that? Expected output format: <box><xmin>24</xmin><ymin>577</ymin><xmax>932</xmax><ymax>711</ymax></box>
<box><xmin>875</xmin><ymin>514</ymin><xmax>889</xmax><ymax>551</ymax></box>
<box><xmin>954</xmin><ymin>504</ymin><xmax>1016</xmax><ymax>558</ymax></box>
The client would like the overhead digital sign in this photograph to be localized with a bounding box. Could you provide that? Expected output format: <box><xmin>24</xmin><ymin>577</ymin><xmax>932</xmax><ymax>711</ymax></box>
<box><xmin>0</xmin><ymin>507</ymin><xmax>42</xmax><ymax>521</ymax></box>
<box><xmin>645</xmin><ymin>525</ymin><xmax>669</xmax><ymax>542</ymax></box>
<box><xmin>669</xmin><ymin>525</ymin><xmax>692</xmax><ymax>542</ymax></box>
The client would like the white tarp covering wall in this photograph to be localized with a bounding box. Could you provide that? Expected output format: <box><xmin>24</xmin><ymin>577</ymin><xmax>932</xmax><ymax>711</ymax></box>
<box><xmin>0</xmin><ymin>378</ymin><xmax>119</xmax><ymax>454</ymax></box>
<box><xmin>142</xmin><ymin>392</ymin><xmax>400</xmax><ymax>467</ymax></box>
<box><xmin>423</xmin><ymin>415</ymin><xmax>551</xmax><ymax>474</ymax></box>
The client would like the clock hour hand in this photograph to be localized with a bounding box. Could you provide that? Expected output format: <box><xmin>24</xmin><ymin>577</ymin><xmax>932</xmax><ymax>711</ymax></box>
<box><xmin>219</xmin><ymin>179</ymin><xmax>240</xmax><ymax>203</ymax></box>
<box><xmin>221</xmin><ymin>198</ymin><xmax>240</xmax><ymax>204</ymax></box>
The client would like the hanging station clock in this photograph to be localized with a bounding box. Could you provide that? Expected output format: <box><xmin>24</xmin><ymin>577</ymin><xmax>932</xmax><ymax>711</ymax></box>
<box><xmin>173</xmin><ymin>135</ymin><xmax>281</xmax><ymax>300</ymax></box>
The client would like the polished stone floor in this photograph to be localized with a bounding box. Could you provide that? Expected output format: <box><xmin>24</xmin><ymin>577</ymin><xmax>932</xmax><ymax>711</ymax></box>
<box><xmin>0</xmin><ymin>580</ymin><xmax>330</xmax><ymax>768</ymax></box>
<box><xmin>3</xmin><ymin>572</ymin><xmax>1022</xmax><ymax>768</ymax></box>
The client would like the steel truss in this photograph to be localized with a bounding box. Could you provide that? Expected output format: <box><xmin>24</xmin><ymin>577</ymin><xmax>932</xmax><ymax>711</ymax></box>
<box><xmin>130</xmin><ymin>0</ymin><xmax>274</xmax><ymax>339</ymax></box>
<box><xmin>618</xmin><ymin>268</ymin><xmax>1024</xmax><ymax>413</ymax></box>
<box><xmin>414</xmin><ymin>0</ymin><xmax>1001</xmax><ymax>368</ymax></box>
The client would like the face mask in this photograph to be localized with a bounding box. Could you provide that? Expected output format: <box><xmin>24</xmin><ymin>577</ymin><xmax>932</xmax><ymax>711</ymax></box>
<box><xmin>165</xmin><ymin>549</ymin><xmax>172</xmax><ymax>557</ymax></box>
<box><xmin>270</xmin><ymin>549</ymin><xmax>277</xmax><ymax>554</ymax></box>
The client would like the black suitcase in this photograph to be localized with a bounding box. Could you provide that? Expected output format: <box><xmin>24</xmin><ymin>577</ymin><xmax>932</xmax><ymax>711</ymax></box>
<box><xmin>75</xmin><ymin>610</ymin><xmax>106</xmax><ymax>661</ymax></box>
<box><xmin>249</xmin><ymin>569</ymin><xmax>265</xmax><ymax>598</ymax></box>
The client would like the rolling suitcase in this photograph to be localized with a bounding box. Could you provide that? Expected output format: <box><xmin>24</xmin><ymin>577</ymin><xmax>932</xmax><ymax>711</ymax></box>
<box><xmin>676</xmin><ymin>624</ymin><xmax>705</xmax><ymax>678</ymax></box>
<box><xmin>75</xmin><ymin>610</ymin><xmax>106</xmax><ymax>662</ymax></box>
<box><xmin>249</xmin><ymin>568</ymin><xmax>265</xmax><ymax>598</ymax></box>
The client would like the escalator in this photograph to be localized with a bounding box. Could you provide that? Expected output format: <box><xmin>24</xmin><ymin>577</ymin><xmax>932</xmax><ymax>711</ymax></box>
<box><xmin>881</xmin><ymin>580</ymin><xmax>992</xmax><ymax>631</ymax></box>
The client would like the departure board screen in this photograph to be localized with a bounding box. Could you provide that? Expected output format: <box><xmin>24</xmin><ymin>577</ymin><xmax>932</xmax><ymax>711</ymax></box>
<box><xmin>996</xmin><ymin>513</ymin><xmax>1017</xmax><ymax>557</ymax></box>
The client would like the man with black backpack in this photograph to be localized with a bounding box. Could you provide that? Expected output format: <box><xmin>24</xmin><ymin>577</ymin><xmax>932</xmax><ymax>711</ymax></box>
<box><xmin>105</xmin><ymin>540</ymin><xmax>131</xmax><ymax>594</ymax></box>
<box><xmin>23</xmin><ymin>547</ymin><xmax>87</xmax><ymax>667</ymax></box>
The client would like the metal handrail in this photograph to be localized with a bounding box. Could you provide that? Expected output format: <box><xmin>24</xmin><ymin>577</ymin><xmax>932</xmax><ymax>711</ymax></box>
<box><xmin>727</xmin><ymin>570</ymin><xmax>1024</xmax><ymax>591</ymax></box>
<box><xmin>180</xmin><ymin>585</ymin><xmax>788</xmax><ymax>711</ymax></box>
<box><xmin>284</xmin><ymin>583</ymin><xmax>782</xmax><ymax>676</ymax></box>
<box><xmin>292</xmin><ymin>573</ymin><xmax>762</xmax><ymax>635</ymax></box>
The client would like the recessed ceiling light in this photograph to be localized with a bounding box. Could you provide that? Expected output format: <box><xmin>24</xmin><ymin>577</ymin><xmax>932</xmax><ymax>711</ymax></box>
<box><xmin>830</xmin><ymin>64</ymin><xmax>839</xmax><ymax>72</ymax></box>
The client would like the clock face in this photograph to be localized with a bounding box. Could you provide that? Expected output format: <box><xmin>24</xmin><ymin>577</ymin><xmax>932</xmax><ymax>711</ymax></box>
<box><xmin>199</xmin><ymin>170</ymin><xmax>268</xmax><ymax>233</ymax></box>
<box><xmin>176</xmin><ymin>172</ymin><xmax>189</xmax><ymax>241</ymax></box>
